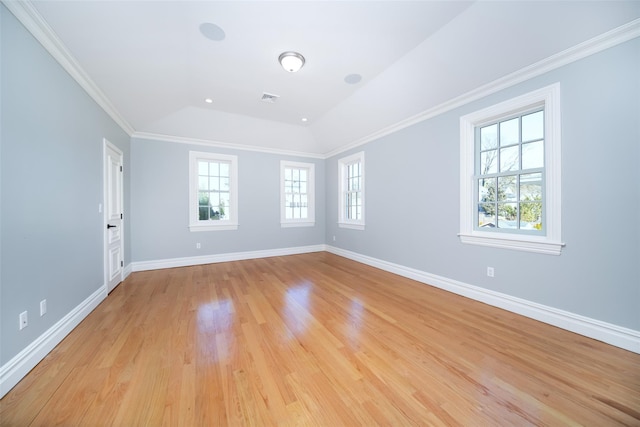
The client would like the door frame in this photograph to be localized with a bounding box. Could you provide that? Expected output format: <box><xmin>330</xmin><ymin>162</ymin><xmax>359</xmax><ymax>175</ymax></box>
<box><xmin>103</xmin><ymin>138</ymin><xmax>124</xmax><ymax>293</ymax></box>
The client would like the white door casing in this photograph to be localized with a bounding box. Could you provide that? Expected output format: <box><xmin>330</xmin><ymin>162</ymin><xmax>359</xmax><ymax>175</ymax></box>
<box><xmin>104</xmin><ymin>139</ymin><xmax>124</xmax><ymax>293</ymax></box>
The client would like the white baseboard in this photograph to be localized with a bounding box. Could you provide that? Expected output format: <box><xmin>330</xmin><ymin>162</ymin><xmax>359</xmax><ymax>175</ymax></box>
<box><xmin>3</xmin><ymin>244</ymin><xmax>636</xmax><ymax>400</ymax></box>
<box><xmin>0</xmin><ymin>285</ymin><xmax>107</xmax><ymax>398</ymax></box>
<box><xmin>123</xmin><ymin>262</ymin><xmax>133</xmax><ymax>280</ymax></box>
<box><xmin>326</xmin><ymin>245</ymin><xmax>640</xmax><ymax>354</ymax></box>
<box><xmin>131</xmin><ymin>244</ymin><xmax>327</xmax><ymax>272</ymax></box>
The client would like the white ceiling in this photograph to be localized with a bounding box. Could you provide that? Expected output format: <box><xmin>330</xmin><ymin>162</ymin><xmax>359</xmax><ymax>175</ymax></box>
<box><xmin>25</xmin><ymin>1</ymin><xmax>640</xmax><ymax>156</ymax></box>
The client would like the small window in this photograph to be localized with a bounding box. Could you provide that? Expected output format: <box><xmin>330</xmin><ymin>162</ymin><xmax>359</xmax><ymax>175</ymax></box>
<box><xmin>459</xmin><ymin>84</ymin><xmax>563</xmax><ymax>254</ymax></box>
<box><xmin>338</xmin><ymin>151</ymin><xmax>365</xmax><ymax>230</ymax></box>
<box><xmin>189</xmin><ymin>151</ymin><xmax>238</xmax><ymax>231</ymax></box>
<box><xmin>281</xmin><ymin>161</ymin><xmax>315</xmax><ymax>227</ymax></box>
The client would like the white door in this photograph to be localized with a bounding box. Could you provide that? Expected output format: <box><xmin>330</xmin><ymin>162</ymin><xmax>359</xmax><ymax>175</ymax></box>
<box><xmin>104</xmin><ymin>139</ymin><xmax>124</xmax><ymax>293</ymax></box>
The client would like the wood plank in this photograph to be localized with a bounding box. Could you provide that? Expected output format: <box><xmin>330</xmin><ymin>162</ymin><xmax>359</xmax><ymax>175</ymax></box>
<box><xmin>1</xmin><ymin>252</ymin><xmax>639</xmax><ymax>425</ymax></box>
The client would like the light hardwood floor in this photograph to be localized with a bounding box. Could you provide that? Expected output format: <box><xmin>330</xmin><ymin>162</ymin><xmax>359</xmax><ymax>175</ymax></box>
<box><xmin>1</xmin><ymin>252</ymin><xmax>639</xmax><ymax>426</ymax></box>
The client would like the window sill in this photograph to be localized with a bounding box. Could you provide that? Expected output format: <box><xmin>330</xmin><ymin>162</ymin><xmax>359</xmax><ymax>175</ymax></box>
<box><xmin>189</xmin><ymin>223</ymin><xmax>238</xmax><ymax>232</ymax></box>
<box><xmin>458</xmin><ymin>233</ymin><xmax>564</xmax><ymax>255</ymax></box>
<box><xmin>338</xmin><ymin>222</ymin><xmax>365</xmax><ymax>231</ymax></box>
<box><xmin>281</xmin><ymin>221</ymin><xmax>315</xmax><ymax>228</ymax></box>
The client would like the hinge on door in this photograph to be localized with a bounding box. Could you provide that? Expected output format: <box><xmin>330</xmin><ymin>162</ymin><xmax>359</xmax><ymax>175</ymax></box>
<box><xmin>121</xmin><ymin>261</ymin><xmax>124</xmax><ymax>267</ymax></box>
<box><xmin>121</xmin><ymin>213</ymin><xmax>123</xmax><ymax>219</ymax></box>
<box><xmin>120</xmin><ymin>165</ymin><xmax>123</xmax><ymax>172</ymax></box>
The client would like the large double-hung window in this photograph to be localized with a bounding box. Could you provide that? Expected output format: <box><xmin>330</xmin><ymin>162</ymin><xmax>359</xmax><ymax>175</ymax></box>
<box><xmin>189</xmin><ymin>151</ymin><xmax>238</xmax><ymax>231</ymax></box>
<box><xmin>476</xmin><ymin>109</ymin><xmax>544</xmax><ymax>232</ymax></box>
<box><xmin>338</xmin><ymin>151</ymin><xmax>365</xmax><ymax>230</ymax></box>
<box><xmin>280</xmin><ymin>161</ymin><xmax>315</xmax><ymax>227</ymax></box>
<box><xmin>459</xmin><ymin>84</ymin><xmax>563</xmax><ymax>255</ymax></box>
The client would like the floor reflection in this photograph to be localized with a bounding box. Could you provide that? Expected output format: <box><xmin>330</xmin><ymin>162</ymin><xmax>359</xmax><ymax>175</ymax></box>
<box><xmin>346</xmin><ymin>297</ymin><xmax>364</xmax><ymax>347</ymax></box>
<box><xmin>196</xmin><ymin>298</ymin><xmax>235</xmax><ymax>363</ymax></box>
<box><xmin>283</xmin><ymin>282</ymin><xmax>312</xmax><ymax>339</ymax></box>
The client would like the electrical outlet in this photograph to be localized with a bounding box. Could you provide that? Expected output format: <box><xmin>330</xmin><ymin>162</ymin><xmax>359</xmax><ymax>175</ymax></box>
<box><xmin>487</xmin><ymin>267</ymin><xmax>495</xmax><ymax>277</ymax></box>
<box><xmin>196</xmin><ymin>242</ymin><xmax>201</xmax><ymax>249</ymax></box>
<box><xmin>40</xmin><ymin>299</ymin><xmax>47</xmax><ymax>316</ymax></box>
<box><xmin>19</xmin><ymin>311</ymin><xmax>28</xmax><ymax>330</ymax></box>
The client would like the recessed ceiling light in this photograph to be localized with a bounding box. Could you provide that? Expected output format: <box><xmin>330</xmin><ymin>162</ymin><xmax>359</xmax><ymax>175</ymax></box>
<box><xmin>301</xmin><ymin>117</ymin><xmax>308</xmax><ymax>122</ymax></box>
<box><xmin>204</xmin><ymin>98</ymin><xmax>213</xmax><ymax>104</ymax></box>
<box><xmin>278</xmin><ymin>51</ymin><xmax>305</xmax><ymax>73</ymax></box>
<box><xmin>344</xmin><ymin>74</ymin><xmax>362</xmax><ymax>85</ymax></box>
<box><xmin>200</xmin><ymin>23</ymin><xmax>225</xmax><ymax>41</ymax></box>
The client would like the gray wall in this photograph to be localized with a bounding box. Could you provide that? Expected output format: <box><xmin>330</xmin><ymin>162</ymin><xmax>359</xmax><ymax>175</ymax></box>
<box><xmin>326</xmin><ymin>38</ymin><xmax>640</xmax><ymax>331</ymax></box>
<box><xmin>0</xmin><ymin>5</ymin><xmax>131</xmax><ymax>364</ymax></box>
<box><xmin>130</xmin><ymin>138</ymin><xmax>325</xmax><ymax>262</ymax></box>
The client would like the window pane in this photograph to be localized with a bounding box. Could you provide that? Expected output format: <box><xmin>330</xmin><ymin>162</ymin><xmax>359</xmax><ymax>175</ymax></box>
<box><xmin>478</xmin><ymin>178</ymin><xmax>496</xmax><ymax>202</ymax></box>
<box><xmin>207</xmin><ymin>177</ymin><xmax>216</xmax><ymax>191</ymax></box>
<box><xmin>480</xmin><ymin>149</ymin><xmax>498</xmax><ymax>174</ymax></box>
<box><xmin>209</xmin><ymin>162</ymin><xmax>220</xmax><ymax>176</ymax></box>
<box><xmin>219</xmin><ymin>193</ymin><xmax>229</xmax><ymax>219</ymax></box>
<box><xmin>285</xmin><ymin>168</ymin><xmax>292</xmax><ymax>181</ymax></box>
<box><xmin>199</xmin><ymin>176</ymin><xmax>208</xmax><ymax>190</ymax></box>
<box><xmin>480</xmin><ymin>124</ymin><xmax>498</xmax><ymax>150</ymax></box>
<box><xmin>300</xmin><ymin>181</ymin><xmax>307</xmax><ymax>194</ymax></box>
<box><xmin>348</xmin><ymin>177</ymin><xmax>355</xmax><ymax>191</ymax></box>
<box><xmin>500</xmin><ymin>118</ymin><xmax>519</xmax><ymax>146</ymax></box>
<box><xmin>198</xmin><ymin>161</ymin><xmax>208</xmax><ymax>175</ymax></box>
<box><xmin>199</xmin><ymin>207</ymin><xmax>209</xmax><ymax>220</ymax></box>
<box><xmin>220</xmin><ymin>177</ymin><xmax>229</xmax><ymax>190</ymax></box>
<box><xmin>301</xmin><ymin>207</ymin><xmax>308</xmax><ymax>219</ymax></box>
<box><xmin>209</xmin><ymin>192</ymin><xmax>220</xmax><ymax>208</ymax></box>
<box><xmin>219</xmin><ymin>162</ymin><xmax>229</xmax><ymax>177</ymax></box>
<box><xmin>498</xmin><ymin>175</ymin><xmax>517</xmax><ymax>202</ymax></box>
<box><xmin>522</xmin><ymin>140</ymin><xmax>544</xmax><ymax>170</ymax></box>
<box><xmin>497</xmin><ymin>203</ymin><xmax>518</xmax><ymax>228</ymax></box>
<box><xmin>478</xmin><ymin>203</ymin><xmax>496</xmax><ymax>228</ymax></box>
<box><xmin>520</xmin><ymin>173</ymin><xmax>542</xmax><ymax>201</ymax></box>
<box><xmin>500</xmin><ymin>146</ymin><xmax>519</xmax><ymax>172</ymax></box>
<box><xmin>520</xmin><ymin>202</ymin><xmax>542</xmax><ymax>230</ymax></box>
<box><xmin>300</xmin><ymin>169</ymin><xmax>307</xmax><ymax>182</ymax></box>
<box><xmin>522</xmin><ymin>110</ymin><xmax>543</xmax><ymax>142</ymax></box>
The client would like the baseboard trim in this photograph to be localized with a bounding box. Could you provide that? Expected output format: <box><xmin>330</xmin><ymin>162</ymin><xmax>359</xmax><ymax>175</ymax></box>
<box><xmin>131</xmin><ymin>244</ymin><xmax>327</xmax><ymax>272</ymax></box>
<box><xmin>0</xmin><ymin>285</ymin><xmax>107</xmax><ymax>398</ymax></box>
<box><xmin>326</xmin><ymin>246</ymin><xmax>640</xmax><ymax>354</ymax></box>
<box><xmin>123</xmin><ymin>262</ymin><xmax>133</xmax><ymax>280</ymax></box>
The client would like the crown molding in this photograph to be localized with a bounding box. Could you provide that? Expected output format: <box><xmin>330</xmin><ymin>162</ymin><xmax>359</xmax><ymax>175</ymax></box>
<box><xmin>2</xmin><ymin>0</ymin><xmax>135</xmax><ymax>135</ymax></box>
<box><xmin>132</xmin><ymin>132</ymin><xmax>325</xmax><ymax>159</ymax></box>
<box><xmin>324</xmin><ymin>18</ymin><xmax>640</xmax><ymax>159</ymax></box>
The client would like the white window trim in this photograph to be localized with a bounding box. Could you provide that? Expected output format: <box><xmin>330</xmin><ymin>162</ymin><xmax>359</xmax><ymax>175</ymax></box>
<box><xmin>280</xmin><ymin>160</ymin><xmax>315</xmax><ymax>228</ymax></box>
<box><xmin>189</xmin><ymin>151</ymin><xmax>238</xmax><ymax>232</ymax></box>
<box><xmin>338</xmin><ymin>151</ymin><xmax>365</xmax><ymax>230</ymax></box>
<box><xmin>459</xmin><ymin>83</ymin><xmax>564</xmax><ymax>255</ymax></box>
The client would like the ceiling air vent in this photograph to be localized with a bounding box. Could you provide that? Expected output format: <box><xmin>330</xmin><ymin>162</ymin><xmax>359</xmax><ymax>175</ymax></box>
<box><xmin>261</xmin><ymin>92</ymin><xmax>279</xmax><ymax>103</ymax></box>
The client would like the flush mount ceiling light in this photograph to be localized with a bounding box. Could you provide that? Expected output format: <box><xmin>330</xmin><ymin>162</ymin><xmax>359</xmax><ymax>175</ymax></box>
<box><xmin>278</xmin><ymin>51</ymin><xmax>305</xmax><ymax>73</ymax></box>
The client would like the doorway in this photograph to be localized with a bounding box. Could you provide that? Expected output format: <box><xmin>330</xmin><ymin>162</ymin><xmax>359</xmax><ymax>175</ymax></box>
<box><xmin>104</xmin><ymin>139</ymin><xmax>124</xmax><ymax>293</ymax></box>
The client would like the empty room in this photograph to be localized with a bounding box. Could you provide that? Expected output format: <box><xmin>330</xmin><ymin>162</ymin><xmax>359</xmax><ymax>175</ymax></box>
<box><xmin>1</xmin><ymin>0</ymin><xmax>639</xmax><ymax>425</ymax></box>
